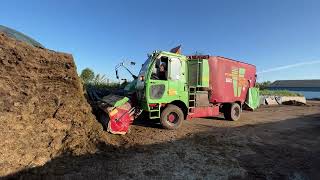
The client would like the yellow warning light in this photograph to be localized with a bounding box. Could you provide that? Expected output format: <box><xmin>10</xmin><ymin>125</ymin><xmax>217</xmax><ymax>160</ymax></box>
<box><xmin>109</xmin><ymin>109</ymin><xmax>118</xmax><ymax>117</ymax></box>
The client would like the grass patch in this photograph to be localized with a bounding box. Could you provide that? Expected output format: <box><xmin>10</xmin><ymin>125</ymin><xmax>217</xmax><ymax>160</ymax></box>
<box><xmin>260</xmin><ymin>89</ymin><xmax>303</xmax><ymax>97</ymax></box>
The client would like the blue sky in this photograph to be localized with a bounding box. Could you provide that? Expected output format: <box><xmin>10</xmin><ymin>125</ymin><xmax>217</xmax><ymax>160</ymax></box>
<box><xmin>1</xmin><ymin>0</ymin><xmax>319</xmax><ymax>82</ymax></box>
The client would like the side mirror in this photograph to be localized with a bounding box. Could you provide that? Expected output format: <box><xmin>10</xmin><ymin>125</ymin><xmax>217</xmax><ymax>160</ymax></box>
<box><xmin>116</xmin><ymin>70</ymin><xmax>119</xmax><ymax>79</ymax></box>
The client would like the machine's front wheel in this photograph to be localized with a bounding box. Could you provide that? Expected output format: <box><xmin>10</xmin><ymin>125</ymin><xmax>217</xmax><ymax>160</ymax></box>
<box><xmin>160</xmin><ymin>104</ymin><xmax>184</xmax><ymax>130</ymax></box>
<box><xmin>224</xmin><ymin>103</ymin><xmax>241</xmax><ymax>121</ymax></box>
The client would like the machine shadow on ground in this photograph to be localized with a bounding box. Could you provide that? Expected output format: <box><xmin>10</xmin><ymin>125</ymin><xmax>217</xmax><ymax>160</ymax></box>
<box><xmin>132</xmin><ymin>116</ymin><xmax>163</xmax><ymax>129</ymax></box>
<box><xmin>132</xmin><ymin>113</ymin><xmax>227</xmax><ymax>129</ymax></box>
<box><xmin>4</xmin><ymin>113</ymin><xmax>320</xmax><ymax>180</ymax></box>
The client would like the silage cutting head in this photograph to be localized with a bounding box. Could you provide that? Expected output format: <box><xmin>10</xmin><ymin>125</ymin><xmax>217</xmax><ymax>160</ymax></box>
<box><xmin>98</xmin><ymin>94</ymin><xmax>135</xmax><ymax>135</ymax></box>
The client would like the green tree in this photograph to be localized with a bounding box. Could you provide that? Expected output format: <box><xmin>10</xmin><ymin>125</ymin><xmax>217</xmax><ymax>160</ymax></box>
<box><xmin>80</xmin><ymin>68</ymin><xmax>95</xmax><ymax>83</ymax></box>
<box><xmin>92</xmin><ymin>73</ymin><xmax>108</xmax><ymax>85</ymax></box>
<box><xmin>255</xmin><ymin>81</ymin><xmax>272</xmax><ymax>90</ymax></box>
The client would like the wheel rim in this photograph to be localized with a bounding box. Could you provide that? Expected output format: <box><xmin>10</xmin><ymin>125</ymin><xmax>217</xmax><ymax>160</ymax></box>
<box><xmin>232</xmin><ymin>106</ymin><xmax>240</xmax><ymax>118</ymax></box>
<box><xmin>167</xmin><ymin>112</ymin><xmax>178</xmax><ymax>123</ymax></box>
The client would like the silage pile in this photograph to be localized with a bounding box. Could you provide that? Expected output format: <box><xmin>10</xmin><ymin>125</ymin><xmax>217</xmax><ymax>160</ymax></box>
<box><xmin>0</xmin><ymin>33</ymin><xmax>103</xmax><ymax>176</ymax></box>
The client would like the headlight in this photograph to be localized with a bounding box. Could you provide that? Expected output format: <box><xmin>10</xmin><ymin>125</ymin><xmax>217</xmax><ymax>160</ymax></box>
<box><xmin>139</xmin><ymin>75</ymin><xmax>145</xmax><ymax>81</ymax></box>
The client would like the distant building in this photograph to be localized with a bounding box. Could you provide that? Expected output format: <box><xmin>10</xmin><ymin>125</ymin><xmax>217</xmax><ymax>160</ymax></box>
<box><xmin>268</xmin><ymin>79</ymin><xmax>320</xmax><ymax>99</ymax></box>
<box><xmin>268</xmin><ymin>80</ymin><xmax>320</xmax><ymax>91</ymax></box>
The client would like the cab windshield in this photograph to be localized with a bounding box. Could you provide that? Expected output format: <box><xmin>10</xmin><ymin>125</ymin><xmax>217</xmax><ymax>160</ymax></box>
<box><xmin>138</xmin><ymin>57</ymin><xmax>152</xmax><ymax>78</ymax></box>
<box><xmin>136</xmin><ymin>57</ymin><xmax>153</xmax><ymax>89</ymax></box>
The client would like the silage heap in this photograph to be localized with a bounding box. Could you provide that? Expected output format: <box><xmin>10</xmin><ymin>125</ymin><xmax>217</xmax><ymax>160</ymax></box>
<box><xmin>0</xmin><ymin>33</ymin><xmax>103</xmax><ymax>176</ymax></box>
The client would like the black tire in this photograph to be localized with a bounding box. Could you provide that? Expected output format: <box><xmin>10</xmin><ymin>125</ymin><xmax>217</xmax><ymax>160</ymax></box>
<box><xmin>160</xmin><ymin>104</ymin><xmax>184</xmax><ymax>130</ymax></box>
<box><xmin>224</xmin><ymin>103</ymin><xmax>241</xmax><ymax>121</ymax></box>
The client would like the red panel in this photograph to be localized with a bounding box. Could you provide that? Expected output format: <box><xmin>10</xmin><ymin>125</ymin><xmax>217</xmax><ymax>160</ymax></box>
<box><xmin>186</xmin><ymin>106</ymin><xmax>220</xmax><ymax>120</ymax></box>
<box><xmin>208</xmin><ymin>56</ymin><xmax>256</xmax><ymax>104</ymax></box>
<box><xmin>107</xmin><ymin>102</ymin><xmax>134</xmax><ymax>135</ymax></box>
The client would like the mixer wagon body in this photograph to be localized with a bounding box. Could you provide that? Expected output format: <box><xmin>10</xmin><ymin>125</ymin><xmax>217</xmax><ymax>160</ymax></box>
<box><xmin>207</xmin><ymin>56</ymin><xmax>256</xmax><ymax>104</ymax></box>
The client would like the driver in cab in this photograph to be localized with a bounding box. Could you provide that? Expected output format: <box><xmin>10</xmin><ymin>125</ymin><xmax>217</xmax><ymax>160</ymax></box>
<box><xmin>158</xmin><ymin>63</ymin><xmax>167</xmax><ymax>80</ymax></box>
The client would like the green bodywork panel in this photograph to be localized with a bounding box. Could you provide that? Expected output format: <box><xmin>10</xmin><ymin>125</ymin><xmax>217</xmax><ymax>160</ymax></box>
<box><xmin>136</xmin><ymin>51</ymin><xmax>189</xmax><ymax>117</ymax></box>
<box><xmin>245</xmin><ymin>87</ymin><xmax>260</xmax><ymax>110</ymax></box>
<box><xmin>202</xmin><ymin>60</ymin><xmax>209</xmax><ymax>87</ymax></box>
<box><xmin>187</xmin><ymin>59</ymin><xmax>209</xmax><ymax>87</ymax></box>
<box><xmin>114</xmin><ymin>97</ymin><xmax>129</xmax><ymax>107</ymax></box>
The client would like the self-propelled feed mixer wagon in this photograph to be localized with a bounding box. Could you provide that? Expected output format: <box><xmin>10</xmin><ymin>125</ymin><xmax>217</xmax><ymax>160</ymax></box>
<box><xmin>96</xmin><ymin>47</ymin><xmax>258</xmax><ymax>134</ymax></box>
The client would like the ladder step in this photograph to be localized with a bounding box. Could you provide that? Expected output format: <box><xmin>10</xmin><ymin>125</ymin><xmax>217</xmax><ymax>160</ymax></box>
<box><xmin>189</xmin><ymin>86</ymin><xmax>196</xmax><ymax>113</ymax></box>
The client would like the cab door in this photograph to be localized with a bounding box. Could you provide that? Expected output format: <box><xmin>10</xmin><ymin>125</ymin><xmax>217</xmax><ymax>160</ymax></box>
<box><xmin>167</xmin><ymin>57</ymin><xmax>184</xmax><ymax>100</ymax></box>
<box><xmin>147</xmin><ymin>56</ymin><xmax>169</xmax><ymax>103</ymax></box>
<box><xmin>146</xmin><ymin>55</ymin><xmax>186</xmax><ymax>104</ymax></box>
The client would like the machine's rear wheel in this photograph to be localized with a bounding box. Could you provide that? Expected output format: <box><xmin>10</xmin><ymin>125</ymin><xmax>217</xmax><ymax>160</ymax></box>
<box><xmin>224</xmin><ymin>103</ymin><xmax>241</xmax><ymax>121</ymax></box>
<box><xmin>160</xmin><ymin>104</ymin><xmax>184</xmax><ymax>130</ymax></box>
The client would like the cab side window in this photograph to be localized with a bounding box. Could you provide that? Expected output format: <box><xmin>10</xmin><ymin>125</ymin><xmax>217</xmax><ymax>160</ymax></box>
<box><xmin>169</xmin><ymin>57</ymin><xmax>181</xmax><ymax>80</ymax></box>
<box><xmin>151</xmin><ymin>56</ymin><xmax>168</xmax><ymax>80</ymax></box>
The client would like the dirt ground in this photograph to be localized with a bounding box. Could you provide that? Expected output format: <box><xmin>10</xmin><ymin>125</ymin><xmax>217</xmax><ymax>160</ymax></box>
<box><xmin>4</xmin><ymin>101</ymin><xmax>319</xmax><ymax>180</ymax></box>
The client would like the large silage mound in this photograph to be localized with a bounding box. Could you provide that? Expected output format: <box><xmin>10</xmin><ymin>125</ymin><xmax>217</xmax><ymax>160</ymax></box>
<box><xmin>0</xmin><ymin>33</ymin><xmax>103</xmax><ymax>176</ymax></box>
